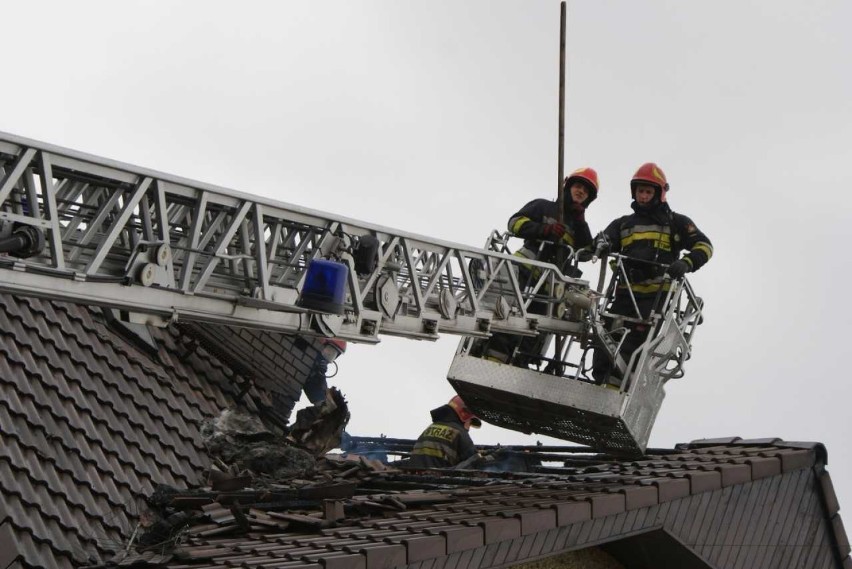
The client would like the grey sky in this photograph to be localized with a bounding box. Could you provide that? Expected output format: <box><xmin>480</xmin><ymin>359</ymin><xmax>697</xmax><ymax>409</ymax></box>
<box><xmin>2</xmin><ymin>1</ymin><xmax>850</xmax><ymax>511</ymax></box>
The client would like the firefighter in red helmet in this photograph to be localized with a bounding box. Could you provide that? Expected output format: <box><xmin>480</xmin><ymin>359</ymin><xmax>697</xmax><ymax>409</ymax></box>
<box><xmin>408</xmin><ymin>395</ymin><xmax>481</xmax><ymax>468</ymax></box>
<box><xmin>508</xmin><ymin>166</ymin><xmax>599</xmax><ymax>268</ymax></box>
<box><xmin>474</xmin><ymin>167</ymin><xmax>599</xmax><ymax>366</ymax></box>
<box><xmin>592</xmin><ymin>162</ymin><xmax>713</xmax><ymax>386</ymax></box>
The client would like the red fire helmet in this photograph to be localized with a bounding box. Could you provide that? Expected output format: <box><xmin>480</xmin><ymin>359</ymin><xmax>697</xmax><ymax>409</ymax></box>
<box><xmin>448</xmin><ymin>395</ymin><xmax>482</xmax><ymax>428</ymax></box>
<box><xmin>565</xmin><ymin>166</ymin><xmax>599</xmax><ymax>205</ymax></box>
<box><xmin>630</xmin><ymin>162</ymin><xmax>669</xmax><ymax>202</ymax></box>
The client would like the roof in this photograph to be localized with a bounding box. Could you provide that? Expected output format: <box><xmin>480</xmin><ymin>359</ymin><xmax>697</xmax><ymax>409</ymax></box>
<box><xmin>105</xmin><ymin>438</ymin><xmax>849</xmax><ymax>569</ymax></box>
<box><xmin>0</xmin><ymin>292</ymin><xmax>848</xmax><ymax>569</ymax></box>
<box><xmin>0</xmin><ymin>293</ymin><xmax>316</xmax><ymax>568</ymax></box>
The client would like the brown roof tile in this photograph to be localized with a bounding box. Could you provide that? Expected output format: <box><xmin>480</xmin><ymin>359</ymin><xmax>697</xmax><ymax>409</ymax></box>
<box><xmin>552</xmin><ymin>500</ymin><xmax>592</xmax><ymax>526</ymax></box>
<box><xmin>587</xmin><ymin>493</ymin><xmax>626</xmax><ymax>518</ymax></box>
<box><xmin>302</xmin><ymin>552</ymin><xmax>366</xmax><ymax>569</ymax></box>
<box><xmin>511</xmin><ymin>509</ymin><xmax>557</xmax><ymax>535</ymax></box>
<box><xmin>393</xmin><ymin>534</ymin><xmax>447</xmax><ymax>563</ymax></box>
<box><xmin>426</xmin><ymin>525</ymin><xmax>484</xmax><ymax>553</ymax></box>
<box><xmin>344</xmin><ymin>543</ymin><xmax>406</xmax><ymax>569</ymax></box>
<box><xmin>464</xmin><ymin>517</ymin><xmax>521</xmax><ymax>544</ymax></box>
<box><xmin>737</xmin><ymin>456</ymin><xmax>782</xmax><ymax>479</ymax></box>
<box><xmin>713</xmin><ymin>463</ymin><xmax>752</xmax><ymax>487</ymax></box>
<box><xmin>653</xmin><ymin>477</ymin><xmax>691</xmax><ymax>502</ymax></box>
<box><xmin>784</xmin><ymin>449</ymin><xmax>819</xmax><ymax>472</ymax></box>
<box><xmin>685</xmin><ymin>470</ymin><xmax>722</xmax><ymax>493</ymax></box>
<box><xmin>620</xmin><ymin>485</ymin><xmax>658</xmax><ymax>510</ymax></box>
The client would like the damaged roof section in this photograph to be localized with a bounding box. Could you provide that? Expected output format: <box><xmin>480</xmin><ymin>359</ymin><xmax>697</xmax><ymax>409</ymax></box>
<box><xmin>102</xmin><ymin>438</ymin><xmax>848</xmax><ymax>569</ymax></box>
<box><xmin>0</xmin><ymin>294</ymin><xmax>320</xmax><ymax>568</ymax></box>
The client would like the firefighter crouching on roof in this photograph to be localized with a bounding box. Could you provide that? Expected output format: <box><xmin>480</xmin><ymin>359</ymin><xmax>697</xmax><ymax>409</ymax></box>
<box><xmin>407</xmin><ymin>396</ymin><xmax>481</xmax><ymax>468</ymax></box>
<box><xmin>592</xmin><ymin>162</ymin><xmax>713</xmax><ymax>386</ymax></box>
<box><xmin>474</xmin><ymin>167</ymin><xmax>599</xmax><ymax>366</ymax></box>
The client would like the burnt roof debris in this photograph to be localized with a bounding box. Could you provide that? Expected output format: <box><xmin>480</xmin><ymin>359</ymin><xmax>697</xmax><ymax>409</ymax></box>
<box><xmin>90</xmin><ymin>437</ymin><xmax>849</xmax><ymax>569</ymax></box>
<box><xmin>124</xmin><ymin>394</ymin><xmax>358</xmax><ymax>553</ymax></box>
<box><xmin>118</xmin><ymin>452</ymin><xmax>408</xmax><ymax>560</ymax></box>
<box><xmin>201</xmin><ymin>390</ymin><xmax>350</xmax><ymax>479</ymax></box>
<box><xmin>289</xmin><ymin>387</ymin><xmax>351</xmax><ymax>456</ymax></box>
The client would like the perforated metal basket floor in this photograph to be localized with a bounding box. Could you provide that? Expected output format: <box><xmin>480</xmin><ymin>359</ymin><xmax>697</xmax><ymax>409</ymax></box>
<box><xmin>447</xmin><ymin>353</ymin><xmax>665</xmax><ymax>457</ymax></box>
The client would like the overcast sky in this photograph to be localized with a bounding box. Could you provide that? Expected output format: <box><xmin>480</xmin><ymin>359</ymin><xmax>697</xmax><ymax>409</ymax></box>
<box><xmin>2</xmin><ymin>1</ymin><xmax>850</xmax><ymax>512</ymax></box>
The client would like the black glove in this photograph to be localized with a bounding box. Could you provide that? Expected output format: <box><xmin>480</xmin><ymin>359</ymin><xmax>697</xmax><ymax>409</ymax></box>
<box><xmin>667</xmin><ymin>259</ymin><xmax>690</xmax><ymax>279</ymax></box>
<box><xmin>576</xmin><ymin>248</ymin><xmax>594</xmax><ymax>262</ymax></box>
<box><xmin>541</xmin><ymin>222</ymin><xmax>567</xmax><ymax>241</ymax></box>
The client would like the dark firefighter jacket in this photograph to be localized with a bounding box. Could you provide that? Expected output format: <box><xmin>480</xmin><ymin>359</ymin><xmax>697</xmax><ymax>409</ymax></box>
<box><xmin>508</xmin><ymin>199</ymin><xmax>593</xmax><ymax>269</ymax></box>
<box><xmin>600</xmin><ymin>201</ymin><xmax>713</xmax><ymax>296</ymax></box>
<box><xmin>408</xmin><ymin>404</ymin><xmax>477</xmax><ymax>469</ymax></box>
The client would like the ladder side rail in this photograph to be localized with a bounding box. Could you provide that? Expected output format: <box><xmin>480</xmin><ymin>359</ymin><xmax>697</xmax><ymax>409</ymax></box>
<box><xmin>65</xmin><ymin>188</ymin><xmax>122</xmax><ymax>265</ymax></box>
<box><xmin>588</xmin><ymin>255</ymin><xmax>632</xmax><ymax>375</ymax></box>
<box><xmin>0</xmin><ymin>130</ymin><xmax>566</xmax><ymax>258</ymax></box>
<box><xmin>271</xmin><ymin>223</ymin><xmax>319</xmax><ymax>286</ymax></box>
<box><xmin>592</xmin><ymin>254</ymin><xmax>678</xmax><ymax>387</ymax></box>
<box><xmin>453</xmin><ymin>250</ymin><xmax>481</xmax><ymax>314</ymax></box>
<box><xmin>400</xmin><ymin>239</ymin><xmax>427</xmax><ymax>315</ymax></box>
<box><xmin>37</xmin><ymin>154</ymin><xmax>66</xmax><ymax>270</ymax></box>
<box><xmin>22</xmin><ymin>164</ymin><xmax>41</xmax><ymax>218</ymax></box>
<box><xmin>0</xmin><ymin>133</ymin><xmax>586</xmax><ymax>343</ymax></box>
<box><xmin>57</xmin><ymin>182</ymin><xmax>91</xmax><ymax>239</ymax></box>
<box><xmin>86</xmin><ymin>177</ymin><xmax>152</xmax><ymax>275</ymax></box>
<box><xmin>191</xmin><ymin>200</ymin><xmax>252</xmax><ymax>293</ymax></box>
<box><xmin>652</xmin><ymin>279</ymin><xmax>704</xmax><ymax>381</ymax></box>
<box><xmin>420</xmin><ymin>247</ymin><xmax>453</xmax><ymax>302</ymax></box>
<box><xmin>623</xmin><ymin>275</ymin><xmax>704</xmax><ymax>391</ymax></box>
<box><xmin>177</xmin><ymin>190</ymin><xmax>209</xmax><ymax>291</ymax></box>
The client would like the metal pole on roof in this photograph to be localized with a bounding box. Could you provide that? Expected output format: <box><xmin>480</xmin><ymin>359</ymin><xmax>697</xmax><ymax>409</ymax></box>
<box><xmin>552</xmin><ymin>1</ymin><xmax>568</xmax><ymax>372</ymax></box>
<box><xmin>557</xmin><ymin>0</ymin><xmax>567</xmax><ymax>223</ymax></box>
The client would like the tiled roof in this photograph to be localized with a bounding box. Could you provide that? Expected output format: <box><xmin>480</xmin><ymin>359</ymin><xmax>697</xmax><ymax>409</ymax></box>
<box><xmin>0</xmin><ymin>291</ymin><xmax>848</xmax><ymax>569</ymax></box>
<box><xmin>0</xmin><ymin>293</ymin><xmax>315</xmax><ymax>568</ymax></box>
<box><xmin>105</xmin><ymin>438</ymin><xmax>848</xmax><ymax>569</ymax></box>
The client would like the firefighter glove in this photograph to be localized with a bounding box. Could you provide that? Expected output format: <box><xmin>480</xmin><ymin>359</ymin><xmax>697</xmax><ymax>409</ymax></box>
<box><xmin>541</xmin><ymin>222</ymin><xmax>567</xmax><ymax>241</ymax></box>
<box><xmin>667</xmin><ymin>259</ymin><xmax>690</xmax><ymax>279</ymax></box>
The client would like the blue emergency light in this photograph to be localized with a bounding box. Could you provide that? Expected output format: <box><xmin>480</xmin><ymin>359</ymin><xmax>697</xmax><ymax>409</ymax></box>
<box><xmin>297</xmin><ymin>259</ymin><xmax>349</xmax><ymax>314</ymax></box>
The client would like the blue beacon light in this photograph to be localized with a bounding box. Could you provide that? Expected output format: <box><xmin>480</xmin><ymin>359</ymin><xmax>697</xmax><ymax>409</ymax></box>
<box><xmin>298</xmin><ymin>259</ymin><xmax>349</xmax><ymax>314</ymax></box>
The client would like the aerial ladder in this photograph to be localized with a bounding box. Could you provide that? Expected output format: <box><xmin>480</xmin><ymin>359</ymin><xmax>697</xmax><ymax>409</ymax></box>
<box><xmin>0</xmin><ymin>131</ymin><xmax>704</xmax><ymax>455</ymax></box>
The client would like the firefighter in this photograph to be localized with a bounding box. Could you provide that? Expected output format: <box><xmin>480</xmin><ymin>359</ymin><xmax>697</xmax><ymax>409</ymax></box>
<box><xmin>592</xmin><ymin>162</ymin><xmax>713</xmax><ymax>385</ymax></box>
<box><xmin>475</xmin><ymin>167</ymin><xmax>599</xmax><ymax>366</ymax></box>
<box><xmin>302</xmin><ymin>338</ymin><xmax>347</xmax><ymax>404</ymax></box>
<box><xmin>408</xmin><ymin>395</ymin><xmax>481</xmax><ymax>468</ymax></box>
<box><xmin>508</xmin><ymin>166</ymin><xmax>598</xmax><ymax>273</ymax></box>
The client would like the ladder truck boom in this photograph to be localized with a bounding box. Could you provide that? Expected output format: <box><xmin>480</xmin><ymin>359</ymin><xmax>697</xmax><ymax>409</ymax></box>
<box><xmin>0</xmin><ymin>131</ymin><xmax>706</xmax><ymax>455</ymax></box>
<box><xmin>0</xmin><ymin>131</ymin><xmax>583</xmax><ymax>343</ymax></box>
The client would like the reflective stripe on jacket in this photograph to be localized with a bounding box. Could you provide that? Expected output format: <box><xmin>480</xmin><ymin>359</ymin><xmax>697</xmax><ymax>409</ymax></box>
<box><xmin>601</xmin><ymin>202</ymin><xmax>713</xmax><ymax>295</ymax></box>
<box><xmin>507</xmin><ymin>198</ymin><xmax>592</xmax><ymax>265</ymax></box>
<box><xmin>410</xmin><ymin>423</ymin><xmax>464</xmax><ymax>466</ymax></box>
<box><xmin>408</xmin><ymin>404</ymin><xmax>477</xmax><ymax>469</ymax></box>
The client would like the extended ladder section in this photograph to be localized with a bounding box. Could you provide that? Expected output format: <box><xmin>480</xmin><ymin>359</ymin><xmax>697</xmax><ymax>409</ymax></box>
<box><xmin>0</xmin><ymin>132</ymin><xmax>585</xmax><ymax>344</ymax></box>
<box><xmin>0</xmin><ymin>131</ymin><xmax>705</xmax><ymax>453</ymax></box>
<box><xmin>448</xmin><ymin>253</ymin><xmax>705</xmax><ymax>456</ymax></box>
